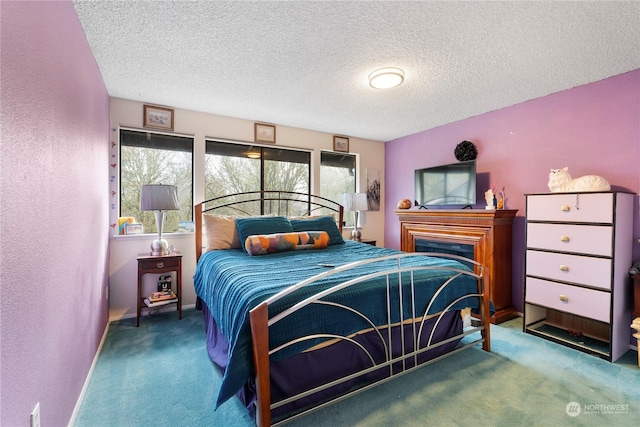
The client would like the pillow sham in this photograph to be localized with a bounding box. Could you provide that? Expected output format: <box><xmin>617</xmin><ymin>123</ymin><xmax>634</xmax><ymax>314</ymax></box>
<box><xmin>288</xmin><ymin>214</ymin><xmax>327</xmax><ymax>220</ymax></box>
<box><xmin>245</xmin><ymin>231</ymin><xmax>330</xmax><ymax>256</ymax></box>
<box><xmin>203</xmin><ymin>214</ymin><xmax>241</xmax><ymax>250</ymax></box>
<box><xmin>290</xmin><ymin>216</ymin><xmax>344</xmax><ymax>245</ymax></box>
<box><xmin>236</xmin><ymin>216</ymin><xmax>293</xmax><ymax>252</ymax></box>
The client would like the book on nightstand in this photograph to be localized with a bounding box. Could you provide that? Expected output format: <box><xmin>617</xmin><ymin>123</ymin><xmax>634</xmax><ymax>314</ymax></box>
<box><xmin>144</xmin><ymin>296</ymin><xmax>177</xmax><ymax>308</ymax></box>
<box><xmin>149</xmin><ymin>290</ymin><xmax>176</xmax><ymax>302</ymax></box>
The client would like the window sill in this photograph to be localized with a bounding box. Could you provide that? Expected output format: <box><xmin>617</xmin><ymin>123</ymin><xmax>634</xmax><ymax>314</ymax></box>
<box><xmin>111</xmin><ymin>232</ymin><xmax>195</xmax><ymax>240</ymax></box>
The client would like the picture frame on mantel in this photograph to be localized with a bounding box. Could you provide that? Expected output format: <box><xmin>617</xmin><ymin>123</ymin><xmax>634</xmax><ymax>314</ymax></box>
<box><xmin>143</xmin><ymin>105</ymin><xmax>174</xmax><ymax>131</ymax></box>
<box><xmin>333</xmin><ymin>136</ymin><xmax>349</xmax><ymax>153</ymax></box>
<box><xmin>254</xmin><ymin>123</ymin><xmax>276</xmax><ymax>143</ymax></box>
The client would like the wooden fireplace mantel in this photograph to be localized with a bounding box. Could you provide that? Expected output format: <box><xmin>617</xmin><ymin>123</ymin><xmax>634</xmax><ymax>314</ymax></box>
<box><xmin>396</xmin><ymin>208</ymin><xmax>518</xmax><ymax>324</ymax></box>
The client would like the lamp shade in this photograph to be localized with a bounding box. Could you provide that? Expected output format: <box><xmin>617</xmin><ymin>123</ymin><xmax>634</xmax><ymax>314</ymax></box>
<box><xmin>343</xmin><ymin>192</ymin><xmax>368</xmax><ymax>212</ymax></box>
<box><xmin>140</xmin><ymin>184</ymin><xmax>180</xmax><ymax>211</ymax></box>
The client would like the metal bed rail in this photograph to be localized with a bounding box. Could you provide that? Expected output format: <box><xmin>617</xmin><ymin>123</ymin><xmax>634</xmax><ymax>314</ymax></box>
<box><xmin>249</xmin><ymin>252</ymin><xmax>491</xmax><ymax>426</ymax></box>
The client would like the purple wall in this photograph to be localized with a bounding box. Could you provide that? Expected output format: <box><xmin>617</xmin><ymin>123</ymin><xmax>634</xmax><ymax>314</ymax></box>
<box><xmin>1</xmin><ymin>2</ymin><xmax>110</xmax><ymax>426</ymax></box>
<box><xmin>385</xmin><ymin>70</ymin><xmax>640</xmax><ymax>313</ymax></box>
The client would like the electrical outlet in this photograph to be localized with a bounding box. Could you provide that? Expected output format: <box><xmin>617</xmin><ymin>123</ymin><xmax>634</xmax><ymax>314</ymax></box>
<box><xmin>30</xmin><ymin>402</ymin><xmax>40</xmax><ymax>427</ymax></box>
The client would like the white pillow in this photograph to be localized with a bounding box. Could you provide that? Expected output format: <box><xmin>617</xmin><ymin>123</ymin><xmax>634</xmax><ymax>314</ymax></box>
<box><xmin>203</xmin><ymin>214</ymin><xmax>241</xmax><ymax>250</ymax></box>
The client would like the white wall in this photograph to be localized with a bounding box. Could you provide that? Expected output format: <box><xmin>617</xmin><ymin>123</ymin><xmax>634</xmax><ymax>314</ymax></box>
<box><xmin>108</xmin><ymin>97</ymin><xmax>385</xmax><ymax>320</ymax></box>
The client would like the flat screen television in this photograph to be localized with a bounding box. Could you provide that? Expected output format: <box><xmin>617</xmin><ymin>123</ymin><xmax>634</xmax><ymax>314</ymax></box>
<box><xmin>414</xmin><ymin>160</ymin><xmax>476</xmax><ymax>208</ymax></box>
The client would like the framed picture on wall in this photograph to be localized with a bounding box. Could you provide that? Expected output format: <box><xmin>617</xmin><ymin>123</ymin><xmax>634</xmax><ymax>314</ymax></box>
<box><xmin>254</xmin><ymin>123</ymin><xmax>276</xmax><ymax>143</ymax></box>
<box><xmin>333</xmin><ymin>136</ymin><xmax>349</xmax><ymax>153</ymax></box>
<box><xmin>366</xmin><ymin>168</ymin><xmax>381</xmax><ymax>211</ymax></box>
<box><xmin>143</xmin><ymin>105</ymin><xmax>174</xmax><ymax>131</ymax></box>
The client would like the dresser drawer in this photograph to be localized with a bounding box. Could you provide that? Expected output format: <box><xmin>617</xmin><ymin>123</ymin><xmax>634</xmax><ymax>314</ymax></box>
<box><xmin>526</xmin><ymin>223</ymin><xmax>612</xmax><ymax>256</ymax></box>
<box><xmin>526</xmin><ymin>250</ymin><xmax>612</xmax><ymax>290</ymax></box>
<box><xmin>526</xmin><ymin>193</ymin><xmax>613</xmax><ymax>223</ymax></box>
<box><xmin>525</xmin><ymin>277</ymin><xmax>610</xmax><ymax>322</ymax></box>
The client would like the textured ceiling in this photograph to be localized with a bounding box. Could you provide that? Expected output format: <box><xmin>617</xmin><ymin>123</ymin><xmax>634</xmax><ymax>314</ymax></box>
<box><xmin>73</xmin><ymin>1</ymin><xmax>640</xmax><ymax>142</ymax></box>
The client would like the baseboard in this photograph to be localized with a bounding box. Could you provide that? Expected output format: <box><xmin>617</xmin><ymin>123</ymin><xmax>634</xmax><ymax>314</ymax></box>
<box><xmin>67</xmin><ymin>320</ymin><xmax>110</xmax><ymax>427</ymax></box>
<box><xmin>109</xmin><ymin>303</ymin><xmax>196</xmax><ymax>322</ymax></box>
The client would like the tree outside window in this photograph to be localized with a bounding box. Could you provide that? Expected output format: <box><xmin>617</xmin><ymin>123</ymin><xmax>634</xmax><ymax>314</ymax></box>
<box><xmin>120</xmin><ymin>129</ymin><xmax>193</xmax><ymax>234</ymax></box>
<box><xmin>205</xmin><ymin>141</ymin><xmax>310</xmax><ymax>216</ymax></box>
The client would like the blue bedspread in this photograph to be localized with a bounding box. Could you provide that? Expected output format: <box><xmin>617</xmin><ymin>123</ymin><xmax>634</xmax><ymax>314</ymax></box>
<box><xmin>193</xmin><ymin>241</ymin><xmax>481</xmax><ymax>408</ymax></box>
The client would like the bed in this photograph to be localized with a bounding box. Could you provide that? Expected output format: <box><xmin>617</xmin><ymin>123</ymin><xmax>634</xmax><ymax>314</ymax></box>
<box><xmin>193</xmin><ymin>191</ymin><xmax>491</xmax><ymax>426</ymax></box>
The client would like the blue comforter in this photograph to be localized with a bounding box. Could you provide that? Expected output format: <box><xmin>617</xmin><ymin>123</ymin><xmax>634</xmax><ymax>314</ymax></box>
<box><xmin>193</xmin><ymin>241</ymin><xmax>481</xmax><ymax>407</ymax></box>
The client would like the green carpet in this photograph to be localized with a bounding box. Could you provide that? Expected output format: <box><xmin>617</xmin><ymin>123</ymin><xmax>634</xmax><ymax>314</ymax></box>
<box><xmin>73</xmin><ymin>309</ymin><xmax>640</xmax><ymax>426</ymax></box>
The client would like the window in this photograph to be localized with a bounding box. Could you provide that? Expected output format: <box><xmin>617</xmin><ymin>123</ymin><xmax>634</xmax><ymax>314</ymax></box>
<box><xmin>120</xmin><ymin>129</ymin><xmax>193</xmax><ymax>234</ymax></box>
<box><xmin>320</xmin><ymin>151</ymin><xmax>356</xmax><ymax>225</ymax></box>
<box><xmin>205</xmin><ymin>141</ymin><xmax>310</xmax><ymax>215</ymax></box>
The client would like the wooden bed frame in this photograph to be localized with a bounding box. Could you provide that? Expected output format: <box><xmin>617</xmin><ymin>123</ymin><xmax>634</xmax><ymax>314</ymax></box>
<box><xmin>194</xmin><ymin>191</ymin><xmax>491</xmax><ymax>426</ymax></box>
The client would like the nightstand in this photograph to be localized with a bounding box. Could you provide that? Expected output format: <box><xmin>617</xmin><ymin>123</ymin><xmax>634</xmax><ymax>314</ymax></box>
<box><xmin>137</xmin><ymin>252</ymin><xmax>182</xmax><ymax>326</ymax></box>
<box><xmin>360</xmin><ymin>239</ymin><xmax>376</xmax><ymax>246</ymax></box>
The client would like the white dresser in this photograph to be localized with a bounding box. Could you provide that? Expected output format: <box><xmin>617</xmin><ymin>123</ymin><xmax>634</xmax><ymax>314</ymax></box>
<box><xmin>524</xmin><ymin>191</ymin><xmax>634</xmax><ymax>361</ymax></box>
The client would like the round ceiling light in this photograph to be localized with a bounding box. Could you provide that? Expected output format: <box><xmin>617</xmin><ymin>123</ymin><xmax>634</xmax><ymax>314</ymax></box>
<box><xmin>368</xmin><ymin>67</ymin><xmax>405</xmax><ymax>89</ymax></box>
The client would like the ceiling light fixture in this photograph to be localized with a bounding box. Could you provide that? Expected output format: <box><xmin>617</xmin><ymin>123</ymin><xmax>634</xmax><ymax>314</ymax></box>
<box><xmin>368</xmin><ymin>67</ymin><xmax>405</xmax><ymax>89</ymax></box>
<box><xmin>247</xmin><ymin>151</ymin><xmax>261</xmax><ymax>159</ymax></box>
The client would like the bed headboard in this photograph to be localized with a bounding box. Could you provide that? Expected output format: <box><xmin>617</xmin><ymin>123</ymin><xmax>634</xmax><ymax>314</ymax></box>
<box><xmin>194</xmin><ymin>191</ymin><xmax>344</xmax><ymax>261</ymax></box>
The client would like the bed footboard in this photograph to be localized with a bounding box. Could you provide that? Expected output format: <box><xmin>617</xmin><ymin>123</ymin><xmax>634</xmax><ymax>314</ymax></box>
<box><xmin>249</xmin><ymin>252</ymin><xmax>490</xmax><ymax>426</ymax></box>
<box><xmin>250</xmin><ymin>303</ymin><xmax>271</xmax><ymax>424</ymax></box>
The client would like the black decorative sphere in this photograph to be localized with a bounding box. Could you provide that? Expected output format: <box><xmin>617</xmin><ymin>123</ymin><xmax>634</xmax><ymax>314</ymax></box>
<box><xmin>454</xmin><ymin>140</ymin><xmax>477</xmax><ymax>162</ymax></box>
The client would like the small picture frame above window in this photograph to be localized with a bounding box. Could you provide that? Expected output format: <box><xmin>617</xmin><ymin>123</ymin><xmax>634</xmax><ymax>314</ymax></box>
<box><xmin>254</xmin><ymin>123</ymin><xmax>276</xmax><ymax>143</ymax></box>
<box><xmin>143</xmin><ymin>104</ymin><xmax>174</xmax><ymax>131</ymax></box>
<box><xmin>333</xmin><ymin>136</ymin><xmax>349</xmax><ymax>153</ymax></box>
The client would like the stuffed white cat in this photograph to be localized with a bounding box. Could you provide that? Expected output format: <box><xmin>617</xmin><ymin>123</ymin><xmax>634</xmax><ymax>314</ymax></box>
<box><xmin>547</xmin><ymin>167</ymin><xmax>611</xmax><ymax>192</ymax></box>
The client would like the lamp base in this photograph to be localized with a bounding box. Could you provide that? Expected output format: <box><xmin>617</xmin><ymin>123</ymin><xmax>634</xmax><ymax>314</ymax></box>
<box><xmin>351</xmin><ymin>229</ymin><xmax>362</xmax><ymax>242</ymax></box>
<box><xmin>150</xmin><ymin>238</ymin><xmax>169</xmax><ymax>256</ymax></box>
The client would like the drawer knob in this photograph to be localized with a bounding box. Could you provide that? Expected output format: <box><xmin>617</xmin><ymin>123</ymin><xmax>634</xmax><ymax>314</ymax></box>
<box><xmin>156</xmin><ymin>262</ymin><xmax>164</xmax><ymax>268</ymax></box>
<box><xmin>559</xmin><ymin>265</ymin><xmax>569</xmax><ymax>272</ymax></box>
<box><xmin>559</xmin><ymin>295</ymin><xmax>569</xmax><ymax>303</ymax></box>
<box><xmin>560</xmin><ymin>235</ymin><xmax>570</xmax><ymax>242</ymax></box>
<box><xmin>560</xmin><ymin>205</ymin><xmax>570</xmax><ymax>212</ymax></box>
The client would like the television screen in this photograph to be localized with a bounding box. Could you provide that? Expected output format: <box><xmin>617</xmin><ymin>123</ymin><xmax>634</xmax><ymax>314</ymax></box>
<box><xmin>414</xmin><ymin>160</ymin><xmax>476</xmax><ymax>207</ymax></box>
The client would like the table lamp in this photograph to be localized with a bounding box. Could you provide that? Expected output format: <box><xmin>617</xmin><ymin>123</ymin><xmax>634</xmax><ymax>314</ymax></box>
<box><xmin>343</xmin><ymin>192</ymin><xmax>368</xmax><ymax>241</ymax></box>
<box><xmin>140</xmin><ymin>184</ymin><xmax>180</xmax><ymax>255</ymax></box>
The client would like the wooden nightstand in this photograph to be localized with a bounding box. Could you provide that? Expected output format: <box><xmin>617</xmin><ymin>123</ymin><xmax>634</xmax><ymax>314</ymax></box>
<box><xmin>137</xmin><ymin>252</ymin><xmax>182</xmax><ymax>326</ymax></box>
<box><xmin>360</xmin><ymin>239</ymin><xmax>376</xmax><ymax>246</ymax></box>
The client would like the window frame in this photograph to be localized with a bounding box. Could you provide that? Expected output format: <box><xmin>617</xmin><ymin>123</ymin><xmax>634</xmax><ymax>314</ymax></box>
<box><xmin>204</xmin><ymin>140</ymin><xmax>312</xmax><ymax>213</ymax></box>
<box><xmin>118</xmin><ymin>127</ymin><xmax>195</xmax><ymax>235</ymax></box>
<box><xmin>320</xmin><ymin>150</ymin><xmax>357</xmax><ymax>226</ymax></box>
